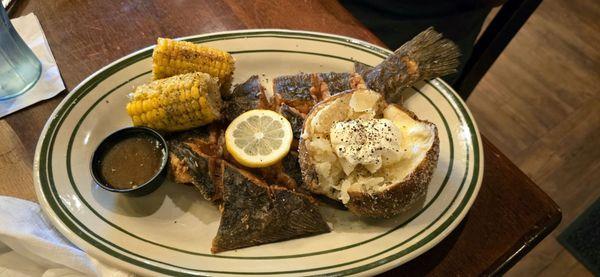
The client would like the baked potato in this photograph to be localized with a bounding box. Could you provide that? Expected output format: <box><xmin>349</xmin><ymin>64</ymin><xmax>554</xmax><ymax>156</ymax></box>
<box><xmin>298</xmin><ymin>88</ymin><xmax>439</xmax><ymax>218</ymax></box>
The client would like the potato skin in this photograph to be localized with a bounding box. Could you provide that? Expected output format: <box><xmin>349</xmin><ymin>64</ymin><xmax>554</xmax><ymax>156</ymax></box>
<box><xmin>299</xmin><ymin>90</ymin><xmax>440</xmax><ymax>218</ymax></box>
<box><xmin>298</xmin><ymin>136</ymin><xmax>320</xmax><ymax>195</ymax></box>
<box><xmin>298</xmin><ymin>92</ymin><xmax>352</xmax><ymax>199</ymax></box>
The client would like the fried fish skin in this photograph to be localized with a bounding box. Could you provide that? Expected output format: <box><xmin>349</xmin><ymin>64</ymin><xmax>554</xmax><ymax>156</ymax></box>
<box><xmin>169</xmin><ymin>140</ymin><xmax>223</xmax><ymax>202</ymax></box>
<box><xmin>211</xmin><ymin>163</ymin><xmax>330</xmax><ymax>253</ymax></box>
<box><xmin>222</xmin><ymin>75</ymin><xmax>270</xmax><ymax>122</ymax></box>
<box><xmin>279</xmin><ymin>103</ymin><xmax>305</xmax><ymax>140</ymax></box>
<box><xmin>281</xmin><ymin>151</ymin><xmax>304</xmax><ymax>190</ymax></box>
<box><xmin>361</xmin><ymin>27</ymin><xmax>460</xmax><ymax>102</ymax></box>
<box><xmin>273</xmin><ymin>72</ymin><xmax>352</xmax><ymax>112</ymax></box>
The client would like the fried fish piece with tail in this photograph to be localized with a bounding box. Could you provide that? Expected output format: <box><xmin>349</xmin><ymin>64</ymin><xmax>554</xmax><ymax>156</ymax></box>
<box><xmin>224</xmin><ymin>26</ymin><xmax>459</xmax><ymax>128</ymax></box>
<box><xmin>267</xmin><ymin>27</ymin><xmax>460</xmax><ymax>108</ymax></box>
<box><xmin>359</xmin><ymin>27</ymin><xmax>460</xmax><ymax>102</ymax></box>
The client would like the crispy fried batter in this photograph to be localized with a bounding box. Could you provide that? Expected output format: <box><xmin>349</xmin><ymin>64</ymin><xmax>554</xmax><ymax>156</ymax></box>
<box><xmin>169</xmin><ymin>141</ymin><xmax>223</xmax><ymax>201</ymax></box>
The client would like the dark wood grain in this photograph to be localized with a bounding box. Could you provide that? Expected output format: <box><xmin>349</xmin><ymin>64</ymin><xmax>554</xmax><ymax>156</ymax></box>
<box><xmin>0</xmin><ymin>0</ymin><xmax>561</xmax><ymax>275</ymax></box>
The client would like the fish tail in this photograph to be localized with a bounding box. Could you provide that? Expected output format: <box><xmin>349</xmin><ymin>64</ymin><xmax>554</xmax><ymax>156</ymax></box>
<box><xmin>363</xmin><ymin>27</ymin><xmax>461</xmax><ymax>102</ymax></box>
<box><xmin>398</xmin><ymin>27</ymin><xmax>461</xmax><ymax>79</ymax></box>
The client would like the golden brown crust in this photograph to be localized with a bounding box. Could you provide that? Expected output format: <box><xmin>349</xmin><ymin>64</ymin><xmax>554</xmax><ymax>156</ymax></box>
<box><xmin>169</xmin><ymin>154</ymin><xmax>193</xmax><ymax>184</ymax></box>
<box><xmin>298</xmin><ymin>92</ymin><xmax>440</xmax><ymax>218</ymax></box>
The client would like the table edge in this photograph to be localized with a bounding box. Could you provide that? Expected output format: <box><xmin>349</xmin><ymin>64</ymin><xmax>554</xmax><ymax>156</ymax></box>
<box><xmin>482</xmin><ymin>138</ymin><xmax>562</xmax><ymax>275</ymax></box>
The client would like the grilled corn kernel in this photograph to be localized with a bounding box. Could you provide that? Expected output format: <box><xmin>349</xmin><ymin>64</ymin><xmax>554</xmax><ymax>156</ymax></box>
<box><xmin>152</xmin><ymin>38</ymin><xmax>235</xmax><ymax>92</ymax></box>
<box><xmin>126</xmin><ymin>72</ymin><xmax>221</xmax><ymax>132</ymax></box>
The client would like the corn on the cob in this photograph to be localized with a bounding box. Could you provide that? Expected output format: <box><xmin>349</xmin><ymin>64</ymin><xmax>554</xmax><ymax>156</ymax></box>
<box><xmin>126</xmin><ymin>72</ymin><xmax>221</xmax><ymax>132</ymax></box>
<box><xmin>152</xmin><ymin>38</ymin><xmax>235</xmax><ymax>91</ymax></box>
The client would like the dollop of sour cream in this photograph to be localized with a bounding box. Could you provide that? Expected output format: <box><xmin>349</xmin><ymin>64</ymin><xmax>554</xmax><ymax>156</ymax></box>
<box><xmin>330</xmin><ymin>118</ymin><xmax>403</xmax><ymax>174</ymax></box>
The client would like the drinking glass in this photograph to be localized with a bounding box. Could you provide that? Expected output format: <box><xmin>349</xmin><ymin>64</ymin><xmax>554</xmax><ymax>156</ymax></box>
<box><xmin>0</xmin><ymin>6</ymin><xmax>41</xmax><ymax>100</ymax></box>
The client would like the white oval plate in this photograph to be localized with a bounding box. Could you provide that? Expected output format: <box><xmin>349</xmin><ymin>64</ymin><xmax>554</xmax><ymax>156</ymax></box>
<box><xmin>33</xmin><ymin>29</ymin><xmax>483</xmax><ymax>276</ymax></box>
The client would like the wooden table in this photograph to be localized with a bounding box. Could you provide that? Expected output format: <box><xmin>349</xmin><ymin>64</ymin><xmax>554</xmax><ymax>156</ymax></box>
<box><xmin>2</xmin><ymin>1</ymin><xmax>561</xmax><ymax>275</ymax></box>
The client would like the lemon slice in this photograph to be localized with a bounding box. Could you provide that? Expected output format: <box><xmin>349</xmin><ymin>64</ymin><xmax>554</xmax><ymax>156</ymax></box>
<box><xmin>225</xmin><ymin>109</ymin><xmax>293</xmax><ymax>168</ymax></box>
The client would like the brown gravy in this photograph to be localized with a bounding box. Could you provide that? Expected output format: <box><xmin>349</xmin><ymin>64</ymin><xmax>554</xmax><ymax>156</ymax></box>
<box><xmin>99</xmin><ymin>135</ymin><xmax>164</xmax><ymax>189</ymax></box>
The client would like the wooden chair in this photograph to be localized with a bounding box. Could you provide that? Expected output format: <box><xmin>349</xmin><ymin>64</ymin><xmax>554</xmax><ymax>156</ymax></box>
<box><xmin>453</xmin><ymin>0</ymin><xmax>544</xmax><ymax>99</ymax></box>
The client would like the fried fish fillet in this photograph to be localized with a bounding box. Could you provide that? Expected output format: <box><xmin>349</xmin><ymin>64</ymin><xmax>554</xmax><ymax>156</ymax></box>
<box><xmin>273</xmin><ymin>72</ymin><xmax>351</xmax><ymax>99</ymax></box>
<box><xmin>281</xmin><ymin>151</ymin><xmax>303</xmax><ymax>189</ymax></box>
<box><xmin>279</xmin><ymin>104</ymin><xmax>305</xmax><ymax>140</ymax></box>
<box><xmin>168</xmin><ymin>129</ymin><xmax>331</xmax><ymax>253</ymax></box>
<box><xmin>211</xmin><ymin>163</ymin><xmax>330</xmax><ymax>253</ymax></box>
<box><xmin>169</xmin><ymin>141</ymin><xmax>223</xmax><ymax>202</ymax></box>
<box><xmin>222</xmin><ymin>75</ymin><xmax>270</xmax><ymax>122</ymax></box>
